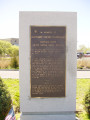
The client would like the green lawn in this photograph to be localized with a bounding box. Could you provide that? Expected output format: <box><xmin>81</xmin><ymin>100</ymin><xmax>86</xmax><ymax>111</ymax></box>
<box><xmin>2</xmin><ymin>78</ymin><xmax>90</xmax><ymax>120</ymax></box>
<box><xmin>76</xmin><ymin>79</ymin><xmax>90</xmax><ymax>120</ymax></box>
<box><xmin>2</xmin><ymin>79</ymin><xmax>20</xmax><ymax>120</ymax></box>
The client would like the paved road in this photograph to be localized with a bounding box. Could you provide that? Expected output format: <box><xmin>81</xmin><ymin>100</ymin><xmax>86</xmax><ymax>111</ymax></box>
<box><xmin>0</xmin><ymin>70</ymin><xmax>90</xmax><ymax>79</ymax></box>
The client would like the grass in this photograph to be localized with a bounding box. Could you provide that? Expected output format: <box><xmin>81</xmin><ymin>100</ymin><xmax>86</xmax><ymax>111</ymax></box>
<box><xmin>1</xmin><ymin>57</ymin><xmax>90</xmax><ymax>70</ymax></box>
<box><xmin>0</xmin><ymin>57</ymin><xmax>19</xmax><ymax>69</ymax></box>
<box><xmin>0</xmin><ymin>58</ymin><xmax>11</xmax><ymax>69</ymax></box>
<box><xmin>76</xmin><ymin>79</ymin><xmax>90</xmax><ymax>120</ymax></box>
<box><xmin>2</xmin><ymin>78</ymin><xmax>20</xmax><ymax>120</ymax></box>
<box><xmin>2</xmin><ymin>78</ymin><xmax>90</xmax><ymax>120</ymax></box>
<box><xmin>77</xmin><ymin>57</ymin><xmax>90</xmax><ymax>69</ymax></box>
<box><xmin>15</xmin><ymin>113</ymin><xmax>20</xmax><ymax>120</ymax></box>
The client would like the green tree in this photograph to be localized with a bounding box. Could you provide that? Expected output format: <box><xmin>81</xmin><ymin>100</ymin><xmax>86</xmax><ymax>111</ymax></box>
<box><xmin>11</xmin><ymin>45</ymin><xmax>19</xmax><ymax>57</ymax></box>
<box><xmin>79</xmin><ymin>45</ymin><xmax>87</xmax><ymax>54</ymax></box>
<box><xmin>0</xmin><ymin>40</ymin><xmax>19</xmax><ymax>57</ymax></box>
<box><xmin>0</xmin><ymin>40</ymin><xmax>12</xmax><ymax>56</ymax></box>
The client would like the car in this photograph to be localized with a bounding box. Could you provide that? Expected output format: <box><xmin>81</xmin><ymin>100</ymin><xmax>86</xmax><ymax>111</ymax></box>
<box><xmin>77</xmin><ymin>52</ymin><xmax>84</xmax><ymax>58</ymax></box>
<box><xmin>84</xmin><ymin>53</ymin><xmax>90</xmax><ymax>57</ymax></box>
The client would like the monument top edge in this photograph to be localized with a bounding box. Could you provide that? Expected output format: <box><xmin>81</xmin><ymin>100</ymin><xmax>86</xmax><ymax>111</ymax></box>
<box><xmin>19</xmin><ymin>11</ymin><xmax>77</xmax><ymax>14</ymax></box>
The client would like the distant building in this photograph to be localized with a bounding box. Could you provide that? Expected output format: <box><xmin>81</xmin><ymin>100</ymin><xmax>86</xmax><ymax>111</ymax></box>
<box><xmin>0</xmin><ymin>38</ymin><xmax>19</xmax><ymax>46</ymax></box>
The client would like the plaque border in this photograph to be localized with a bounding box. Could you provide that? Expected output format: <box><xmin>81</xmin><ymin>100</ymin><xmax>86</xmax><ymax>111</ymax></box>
<box><xmin>30</xmin><ymin>25</ymin><xmax>66</xmax><ymax>98</ymax></box>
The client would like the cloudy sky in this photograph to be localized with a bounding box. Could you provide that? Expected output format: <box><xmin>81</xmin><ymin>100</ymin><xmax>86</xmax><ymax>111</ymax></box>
<box><xmin>0</xmin><ymin>0</ymin><xmax>90</xmax><ymax>48</ymax></box>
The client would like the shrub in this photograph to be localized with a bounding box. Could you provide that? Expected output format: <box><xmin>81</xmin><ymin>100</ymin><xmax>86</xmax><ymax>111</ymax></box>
<box><xmin>10</xmin><ymin>57</ymin><xmax>19</xmax><ymax>69</ymax></box>
<box><xmin>2</xmin><ymin>79</ymin><xmax>20</xmax><ymax>114</ymax></box>
<box><xmin>84</xmin><ymin>88</ymin><xmax>90</xmax><ymax>118</ymax></box>
<box><xmin>0</xmin><ymin>77</ymin><xmax>12</xmax><ymax>120</ymax></box>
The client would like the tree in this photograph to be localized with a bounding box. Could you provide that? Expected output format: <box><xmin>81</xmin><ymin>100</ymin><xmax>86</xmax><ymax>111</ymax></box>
<box><xmin>0</xmin><ymin>40</ymin><xmax>12</xmax><ymax>56</ymax></box>
<box><xmin>79</xmin><ymin>45</ymin><xmax>87</xmax><ymax>54</ymax></box>
<box><xmin>0</xmin><ymin>40</ymin><xmax>19</xmax><ymax>57</ymax></box>
<box><xmin>11</xmin><ymin>45</ymin><xmax>19</xmax><ymax>57</ymax></box>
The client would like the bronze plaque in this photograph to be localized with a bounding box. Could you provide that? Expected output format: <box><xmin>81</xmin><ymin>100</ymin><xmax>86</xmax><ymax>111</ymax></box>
<box><xmin>31</xmin><ymin>26</ymin><xmax>66</xmax><ymax>97</ymax></box>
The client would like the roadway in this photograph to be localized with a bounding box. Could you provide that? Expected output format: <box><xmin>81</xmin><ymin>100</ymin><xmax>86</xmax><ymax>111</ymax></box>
<box><xmin>0</xmin><ymin>70</ymin><xmax>90</xmax><ymax>79</ymax></box>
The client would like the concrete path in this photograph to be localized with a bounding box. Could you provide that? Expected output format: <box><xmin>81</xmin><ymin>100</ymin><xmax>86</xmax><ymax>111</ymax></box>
<box><xmin>0</xmin><ymin>70</ymin><xmax>19</xmax><ymax>79</ymax></box>
<box><xmin>0</xmin><ymin>70</ymin><xmax>90</xmax><ymax>79</ymax></box>
<box><xmin>77</xmin><ymin>70</ymin><xmax>90</xmax><ymax>79</ymax></box>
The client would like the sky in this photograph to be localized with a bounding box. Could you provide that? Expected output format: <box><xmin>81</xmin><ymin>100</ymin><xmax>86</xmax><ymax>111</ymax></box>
<box><xmin>0</xmin><ymin>0</ymin><xmax>90</xmax><ymax>49</ymax></box>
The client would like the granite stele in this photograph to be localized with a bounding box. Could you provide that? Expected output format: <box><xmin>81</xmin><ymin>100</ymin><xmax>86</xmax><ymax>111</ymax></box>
<box><xmin>19</xmin><ymin>11</ymin><xmax>77</xmax><ymax>120</ymax></box>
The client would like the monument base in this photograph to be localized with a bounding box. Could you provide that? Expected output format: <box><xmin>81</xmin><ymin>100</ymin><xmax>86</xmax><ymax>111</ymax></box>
<box><xmin>20</xmin><ymin>112</ymin><xmax>75</xmax><ymax>120</ymax></box>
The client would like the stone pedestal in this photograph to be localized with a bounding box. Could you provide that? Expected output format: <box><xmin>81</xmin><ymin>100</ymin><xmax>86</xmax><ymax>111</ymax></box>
<box><xmin>19</xmin><ymin>12</ymin><xmax>77</xmax><ymax>120</ymax></box>
<box><xmin>21</xmin><ymin>113</ymin><xmax>75</xmax><ymax>120</ymax></box>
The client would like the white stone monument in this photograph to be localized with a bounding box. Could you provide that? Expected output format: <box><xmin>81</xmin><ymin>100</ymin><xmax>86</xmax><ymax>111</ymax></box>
<box><xmin>19</xmin><ymin>12</ymin><xmax>77</xmax><ymax>120</ymax></box>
